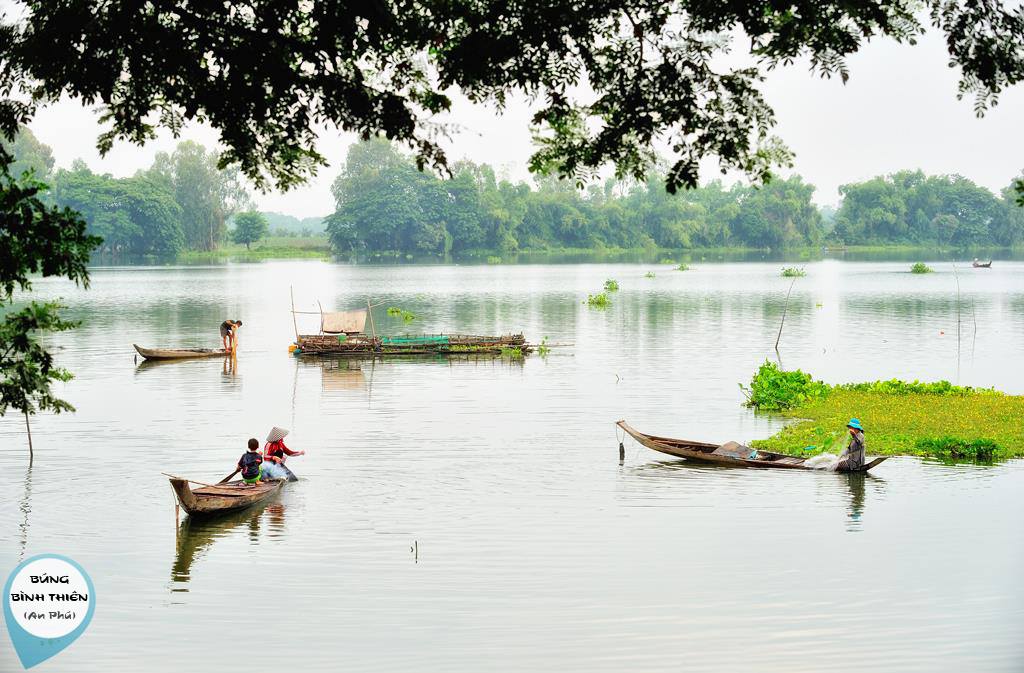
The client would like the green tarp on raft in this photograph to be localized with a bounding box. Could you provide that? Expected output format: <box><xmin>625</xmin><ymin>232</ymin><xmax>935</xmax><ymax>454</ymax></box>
<box><xmin>380</xmin><ymin>335</ymin><xmax>451</xmax><ymax>346</ymax></box>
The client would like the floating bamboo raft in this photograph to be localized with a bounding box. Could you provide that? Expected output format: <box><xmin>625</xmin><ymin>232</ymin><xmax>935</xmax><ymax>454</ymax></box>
<box><xmin>293</xmin><ymin>333</ymin><xmax>530</xmax><ymax>357</ymax></box>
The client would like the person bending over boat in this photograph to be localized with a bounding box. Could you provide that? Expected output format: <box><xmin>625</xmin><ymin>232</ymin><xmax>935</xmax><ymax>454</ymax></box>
<box><xmin>835</xmin><ymin>418</ymin><xmax>866</xmax><ymax>472</ymax></box>
<box><xmin>238</xmin><ymin>438</ymin><xmax>264</xmax><ymax>487</ymax></box>
<box><xmin>220</xmin><ymin>319</ymin><xmax>243</xmax><ymax>352</ymax></box>
<box><xmin>264</xmin><ymin>426</ymin><xmax>305</xmax><ymax>467</ymax></box>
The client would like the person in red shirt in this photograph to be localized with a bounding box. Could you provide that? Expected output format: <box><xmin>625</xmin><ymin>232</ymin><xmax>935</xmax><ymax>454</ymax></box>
<box><xmin>263</xmin><ymin>426</ymin><xmax>305</xmax><ymax>466</ymax></box>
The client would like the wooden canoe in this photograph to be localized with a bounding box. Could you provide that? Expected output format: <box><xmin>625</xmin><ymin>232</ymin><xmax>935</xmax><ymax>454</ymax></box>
<box><xmin>169</xmin><ymin>477</ymin><xmax>285</xmax><ymax>516</ymax></box>
<box><xmin>617</xmin><ymin>420</ymin><xmax>889</xmax><ymax>472</ymax></box>
<box><xmin>972</xmin><ymin>260</ymin><xmax>992</xmax><ymax>268</ymax></box>
<box><xmin>135</xmin><ymin>344</ymin><xmax>229</xmax><ymax>360</ymax></box>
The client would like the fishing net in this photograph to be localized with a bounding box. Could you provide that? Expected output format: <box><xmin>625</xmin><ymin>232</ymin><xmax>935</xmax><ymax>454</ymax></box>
<box><xmin>381</xmin><ymin>335</ymin><xmax>451</xmax><ymax>345</ymax></box>
<box><xmin>803</xmin><ymin>453</ymin><xmax>840</xmax><ymax>470</ymax></box>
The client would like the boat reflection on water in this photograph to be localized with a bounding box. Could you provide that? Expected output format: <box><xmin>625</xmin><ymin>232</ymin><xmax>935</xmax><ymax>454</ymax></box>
<box><xmin>624</xmin><ymin>458</ymin><xmax>885</xmax><ymax>531</ymax></box>
<box><xmin>134</xmin><ymin>355</ymin><xmax>229</xmax><ymax>375</ymax></box>
<box><xmin>170</xmin><ymin>502</ymin><xmax>287</xmax><ymax>592</ymax></box>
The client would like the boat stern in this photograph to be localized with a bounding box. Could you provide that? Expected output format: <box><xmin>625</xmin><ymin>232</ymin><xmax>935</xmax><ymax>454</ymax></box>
<box><xmin>168</xmin><ymin>478</ymin><xmax>199</xmax><ymax>514</ymax></box>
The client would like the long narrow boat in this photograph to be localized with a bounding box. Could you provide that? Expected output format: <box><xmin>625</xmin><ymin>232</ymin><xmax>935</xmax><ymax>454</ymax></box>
<box><xmin>616</xmin><ymin>420</ymin><xmax>888</xmax><ymax>472</ymax></box>
<box><xmin>135</xmin><ymin>344</ymin><xmax>229</xmax><ymax>360</ymax></box>
<box><xmin>169</xmin><ymin>477</ymin><xmax>285</xmax><ymax>516</ymax></box>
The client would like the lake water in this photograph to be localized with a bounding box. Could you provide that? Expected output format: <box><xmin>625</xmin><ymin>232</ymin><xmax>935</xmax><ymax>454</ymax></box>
<box><xmin>1</xmin><ymin>259</ymin><xmax>1022</xmax><ymax>672</ymax></box>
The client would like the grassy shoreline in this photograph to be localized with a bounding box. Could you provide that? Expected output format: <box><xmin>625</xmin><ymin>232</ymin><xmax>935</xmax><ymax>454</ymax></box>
<box><xmin>178</xmin><ymin>236</ymin><xmax>332</xmax><ymax>261</ymax></box>
<box><xmin>92</xmin><ymin>240</ymin><xmax>1022</xmax><ymax>265</ymax></box>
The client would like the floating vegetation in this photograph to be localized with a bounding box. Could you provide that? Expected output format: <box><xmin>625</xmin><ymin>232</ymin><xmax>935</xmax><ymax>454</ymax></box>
<box><xmin>742</xmin><ymin>361</ymin><xmax>1022</xmax><ymax>460</ymax></box>
<box><xmin>644</xmin><ymin>271</ymin><xmax>656</xmax><ymax>279</ymax></box>
<box><xmin>386</xmin><ymin>307</ymin><xmax>417</xmax><ymax>324</ymax></box>
<box><xmin>914</xmin><ymin>436</ymin><xmax>997</xmax><ymax>462</ymax></box>
<box><xmin>910</xmin><ymin>262</ymin><xmax>934</xmax><ymax>274</ymax></box>
<box><xmin>538</xmin><ymin>336</ymin><xmax>551</xmax><ymax>357</ymax></box>
<box><xmin>585</xmin><ymin>292</ymin><xmax>611</xmax><ymax>308</ymax></box>
<box><xmin>740</xmin><ymin>361</ymin><xmax>829</xmax><ymax>411</ymax></box>
<box><xmin>676</xmin><ymin>263</ymin><xmax>690</xmax><ymax>271</ymax></box>
<box><xmin>603</xmin><ymin>278</ymin><xmax>620</xmax><ymax>292</ymax></box>
<box><xmin>781</xmin><ymin>267</ymin><xmax>806</xmax><ymax>277</ymax></box>
<box><xmin>500</xmin><ymin>345</ymin><xmax>524</xmax><ymax>358</ymax></box>
<box><xmin>486</xmin><ymin>255</ymin><xmax>502</xmax><ymax>264</ymax></box>
<box><xmin>449</xmin><ymin>344</ymin><xmax>492</xmax><ymax>353</ymax></box>
<box><xmin>658</xmin><ymin>258</ymin><xmax>676</xmax><ymax>264</ymax></box>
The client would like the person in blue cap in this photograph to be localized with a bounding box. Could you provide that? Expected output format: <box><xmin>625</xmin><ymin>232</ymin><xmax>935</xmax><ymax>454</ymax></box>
<box><xmin>836</xmin><ymin>418</ymin><xmax>865</xmax><ymax>471</ymax></box>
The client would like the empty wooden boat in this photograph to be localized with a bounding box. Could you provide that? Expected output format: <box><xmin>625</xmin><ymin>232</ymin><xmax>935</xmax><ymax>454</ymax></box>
<box><xmin>972</xmin><ymin>260</ymin><xmax>992</xmax><ymax>268</ymax></box>
<box><xmin>135</xmin><ymin>344</ymin><xmax>229</xmax><ymax>360</ymax></box>
<box><xmin>616</xmin><ymin>420</ymin><xmax>888</xmax><ymax>472</ymax></box>
<box><xmin>168</xmin><ymin>477</ymin><xmax>285</xmax><ymax>516</ymax></box>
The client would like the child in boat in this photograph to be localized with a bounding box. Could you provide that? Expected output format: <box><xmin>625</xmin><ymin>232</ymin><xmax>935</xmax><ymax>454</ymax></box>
<box><xmin>238</xmin><ymin>438</ymin><xmax>263</xmax><ymax>487</ymax></box>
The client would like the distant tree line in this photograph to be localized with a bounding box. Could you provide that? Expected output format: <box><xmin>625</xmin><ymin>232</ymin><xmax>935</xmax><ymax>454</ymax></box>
<box><xmin>6</xmin><ymin>130</ymin><xmax>1023</xmax><ymax>257</ymax></box>
<box><xmin>832</xmin><ymin>171</ymin><xmax>1024</xmax><ymax>247</ymax></box>
<box><xmin>327</xmin><ymin>140</ymin><xmax>1024</xmax><ymax>255</ymax></box>
<box><xmin>326</xmin><ymin>139</ymin><xmax>826</xmax><ymax>255</ymax></box>
<box><xmin>3</xmin><ymin>127</ymin><xmax>254</xmax><ymax>255</ymax></box>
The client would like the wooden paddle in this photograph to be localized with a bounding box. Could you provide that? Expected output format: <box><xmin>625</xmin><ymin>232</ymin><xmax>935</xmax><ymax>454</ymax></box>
<box><xmin>218</xmin><ymin>468</ymin><xmax>240</xmax><ymax>484</ymax></box>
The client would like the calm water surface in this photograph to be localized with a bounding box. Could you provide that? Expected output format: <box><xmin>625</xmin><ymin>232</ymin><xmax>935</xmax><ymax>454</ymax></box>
<box><xmin>1</xmin><ymin>259</ymin><xmax>1022</xmax><ymax>672</ymax></box>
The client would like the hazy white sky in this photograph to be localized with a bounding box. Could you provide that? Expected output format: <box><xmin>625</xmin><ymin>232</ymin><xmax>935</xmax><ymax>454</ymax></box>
<box><xmin>25</xmin><ymin>28</ymin><xmax>1024</xmax><ymax>218</ymax></box>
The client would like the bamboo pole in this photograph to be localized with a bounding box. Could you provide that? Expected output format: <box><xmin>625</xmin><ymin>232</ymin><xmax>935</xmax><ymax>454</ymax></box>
<box><xmin>290</xmin><ymin>286</ymin><xmax>299</xmax><ymax>341</ymax></box>
<box><xmin>775</xmin><ymin>277</ymin><xmax>797</xmax><ymax>352</ymax></box>
<box><xmin>366</xmin><ymin>299</ymin><xmax>377</xmax><ymax>340</ymax></box>
<box><xmin>160</xmin><ymin>473</ymin><xmax>222</xmax><ymax>489</ymax></box>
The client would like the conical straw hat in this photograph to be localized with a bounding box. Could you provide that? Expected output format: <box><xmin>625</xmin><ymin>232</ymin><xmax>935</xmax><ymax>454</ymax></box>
<box><xmin>266</xmin><ymin>426</ymin><xmax>289</xmax><ymax>442</ymax></box>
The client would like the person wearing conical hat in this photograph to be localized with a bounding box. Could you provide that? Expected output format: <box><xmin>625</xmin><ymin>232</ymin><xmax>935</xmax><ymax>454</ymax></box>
<box><xmin>835</xmin><ymin>418</ymin><xmax>865</xmax><ymax>472</ymax></box>
<box><xmin>263</xmin><ymin>426</ymin><xmax>305</xmax><ymax>466</ymax></box>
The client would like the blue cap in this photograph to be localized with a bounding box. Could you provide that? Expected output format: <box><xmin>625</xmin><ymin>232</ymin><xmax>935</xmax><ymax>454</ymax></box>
<box><xmin>847</xmin><ymin>418</ymin><xmax>863</xmax><ymax>431</ymax></box>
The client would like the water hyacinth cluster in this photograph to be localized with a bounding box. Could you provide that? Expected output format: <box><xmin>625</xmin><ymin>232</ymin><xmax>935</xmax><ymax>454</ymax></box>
<box><xmin>742</xmin><ymin>361</ymin><xmax>996</xmax><ymax>411</ymax></box>
<box><xmin>910</xmin><ymin>262</ymin><xmax>934</xmax><ymax>274</ymax></box>
<box><xmin>914</xmin><ymin>436</ymin><xmax>997</xmax><ymax>461</ymax></box>
<box><xmin>781</xmin><ymin>267</ymin><xmax>806</xmax><ymax>277</ymax></box>
<box><xmin>386</xmin><ymin>307</ymin><xmax>417</xmax><ymax>323</ymax></box>
<box><xmin>742</xmin><ymin>361</ymin><xmax>1022</xmax><ymax>461</ymax></box>
<box><xmin>740</xmin><ymin>361</ymin><xmax>829</xmax><ymax>410</ymax></box>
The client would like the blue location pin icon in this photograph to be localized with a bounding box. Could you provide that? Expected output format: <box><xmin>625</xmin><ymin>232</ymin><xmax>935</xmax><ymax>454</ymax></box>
<box><xmin>4</xmin><ymin>554</ymin><xmax>96</xmax><ymax>669</ymax></box>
